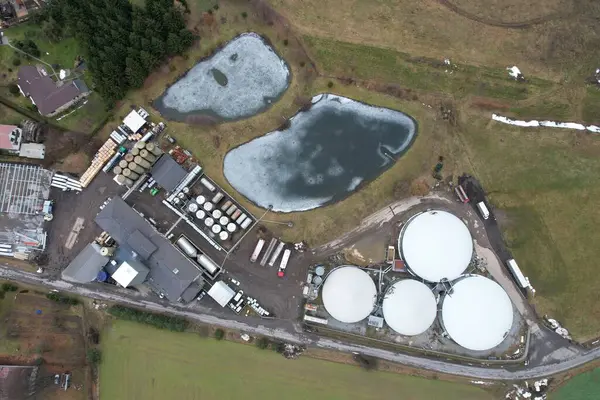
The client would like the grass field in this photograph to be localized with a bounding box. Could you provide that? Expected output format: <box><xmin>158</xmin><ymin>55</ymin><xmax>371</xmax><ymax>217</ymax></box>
<box><xmin>551</xmin><ymin>367</ymin><xmax>600</xmax><ymax>400</ymax></box>
<box><xmin>100</xmin><ymin>321</ymin><xmax>495</xmax><ymax>400</ymax></box>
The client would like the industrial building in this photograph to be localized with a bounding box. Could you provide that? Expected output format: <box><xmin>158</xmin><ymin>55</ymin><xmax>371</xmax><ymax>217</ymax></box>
<box><xmin>61</xmin><ymin>243</ymin><xmax>109</xmax><ymax>283</ymax></box>
<box><xmin>399</xmin><ymin>210</ymin><xmax>473</xmax><ymax>282</ymax></box>
<box><xmin>321</xmin><ymin>266</ymin><xmax>377</xmax><ymax>324</ymax></box>
<box><xmin>94</xmin><ymin>197</ymin><xmax>206</xmax><ymax>302</ymax></box>
<box><xmin>441</xmin><ymin>275</ymin><xmax>514</xmax><ymax>351</ymax></box>
<box><xmin>382</xmin><ymin>279</ymin><xmax>437</xmax><ymax>336</ymax></box>
<box><xmin>0</xmin><ymin>163</ymin><xmax>52</xmax><ymax>258</ymax></box>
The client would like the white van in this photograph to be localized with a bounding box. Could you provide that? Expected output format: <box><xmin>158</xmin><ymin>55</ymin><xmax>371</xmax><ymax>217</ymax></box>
<box><xmin>476</xmin><ymin>201</ymin><xmax>490</xmax><ymax>220</ymax></box>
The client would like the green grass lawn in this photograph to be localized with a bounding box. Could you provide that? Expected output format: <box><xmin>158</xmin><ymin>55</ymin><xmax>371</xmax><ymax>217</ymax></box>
<box><xmin>100</xmin><ymin>321</ymin><xmax>495</xmax><ymax>400</ymax></box>
<box><xmin>552</xmin><ymin>368</ymin><xmax>600</xmax><ymax>400</ymax></box>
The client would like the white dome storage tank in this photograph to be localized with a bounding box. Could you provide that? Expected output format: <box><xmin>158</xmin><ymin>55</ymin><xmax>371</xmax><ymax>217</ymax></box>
<box><xmin>321</xmin><ymin>266</ymin><xmax>377</xmax><ymax>324</ymax></box>
<box><xmin>441</xmin><ymin>275</ymin><xmax>513</xmax><ymax>351</ymax></box>
<box><xmin>382</xmin><ymin>279</ymin><xmax>437</xmax><ymax>336</ymax></box>
<box><xmin>399</xmin><ymin>210</ymin><xmax>473</xmax><ymax>282</ymax></box>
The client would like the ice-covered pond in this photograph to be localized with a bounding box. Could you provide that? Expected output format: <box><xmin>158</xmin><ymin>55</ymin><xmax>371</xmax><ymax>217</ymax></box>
<box><xmin>154</xmin><ymin>33</ymin><xmax>290</xmax><ymax>122</ymax></box>
<box><xmin>223</xmin><ymin>94</ymin><xmax>418</xmax><ymax>212</ymax></box>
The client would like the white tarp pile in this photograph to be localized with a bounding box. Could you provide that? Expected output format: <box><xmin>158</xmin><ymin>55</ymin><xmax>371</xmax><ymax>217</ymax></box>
<box><xmin>492</xmin><ymin>114</ymin><xmax>600</xmax><ymax>133</ymax></box>
<box><xmin>507</xmin><ymin>66</ymin><xmax>524</xmax><ymax>80</ymax></box>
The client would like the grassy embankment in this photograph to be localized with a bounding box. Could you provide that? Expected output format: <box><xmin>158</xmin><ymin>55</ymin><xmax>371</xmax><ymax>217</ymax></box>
<box><xmin>551</xmin><ymin>367</ymin><xmax>600</xmax><ymax>400</ymax></box>
<box><xmin>100</xmin><ymin>320</ymin><xmax>495</xmax><ymax>400</ymax></box>
<box><xmin>0</xmin><ymin>22</ymin><xmax>108</xmax><ymax>133</ymax></box>
<box><xmin>104</xmin><ymin>0</ymin><xmax>600</xmax><ymax>339</ymax></box>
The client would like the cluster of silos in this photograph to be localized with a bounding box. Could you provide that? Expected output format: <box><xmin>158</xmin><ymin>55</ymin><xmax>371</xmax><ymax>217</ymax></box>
<box><xmin>114</xmin><ymin>141</ymin><xmax>162</xmax><ymax>186</ymax></box>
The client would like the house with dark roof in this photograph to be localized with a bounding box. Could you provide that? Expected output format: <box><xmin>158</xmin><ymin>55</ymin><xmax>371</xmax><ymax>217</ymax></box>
<box><xmin>95</xmin><ymin>197</ymin><xmax>205</xmax><ymax>302</ymax></box>
<box><xmin>17</xmin><ymin>66</ymin><xmax>90</xmax><ymax>117</ymax></box>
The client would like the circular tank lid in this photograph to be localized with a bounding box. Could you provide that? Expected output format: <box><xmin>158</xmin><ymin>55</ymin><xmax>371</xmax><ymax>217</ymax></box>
<box><xmin>442</xmin><ymin>275</ymin><xmax>514</xmax><ymax>351</ymax></box>
<box><xmin>204</xmin><ymin>217</ymin><xmax>214</xmax><ymax>227</ymax></box>
<box><xmin>382</xmin><ymin>279</ymin><xmax>437</xmax><ymax>336</ymax></box>
<box><xmin>322</xmin><ymin>266</ymin><xmax>377</xmax><ymax>323</ymax></box>
<box><xmin>313</xmin><ymin>276</ymin><xmax>323</xmax><ymax>285</ymax></box>
<box><xmin>400</xmin><ymin>210</ymin><xmax>473</xmax><ymax>282</ymax></box>
<box><xmin>188</xmin><ymin>203</ymin><xmax>199</xmax><ymax>212</ymax></box>
<box><xmin>211</xmin><ymin>224</ymin><xmax>222</xmax><ymax>234</ymax></box>
<box><xmin>227</xmin><ymin>223</ymin><xmax>237</xmax><ymax>232</ymax></box>
<box><xmin>203</xmin><ymin>202</ymin><xmax>214</xmax><ymax>211</ymax></box>
<box><xmin>219</xmin><ymin>216</ymin><xmax>229</xmax><ymax>226</ymax></box>
<box><xmin>196</xmin><ymin>195</ymin><xmax>206</xmax><ymax>205</ymax></box>
<box><xmin>212</xmin><ymin>209</ymin><xmax>222</xmax><ymax>219</ymax></box>
<box><xmin>195</xmin><ymin>210</ymin><xmax>206</xmax><ymax>219</ymax></box>
<box><xmin>315</xmin><ymin>266</ymin><xmax>325</xmax><ymax>276</ymax></box>
<box><xmin>219</xmin><ymin>231</ymin><xmax>229</xmax><ymax>241</ymax></box>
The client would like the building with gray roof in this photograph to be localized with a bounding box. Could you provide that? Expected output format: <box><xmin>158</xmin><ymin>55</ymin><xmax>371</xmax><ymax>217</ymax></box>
<box><xmin>150</xmin><ymin>155</ymin><xmax>187</xmax><ymax>192</ymax></box>
<box><xmin>61</xmin><ymin>243</ymin><xmax>109</xmax><ymax>283</ymax></box>
<box><xmin>95</xmin><ymin>197</ymin><xmax>204</xmax><ymax>302</ymax></box>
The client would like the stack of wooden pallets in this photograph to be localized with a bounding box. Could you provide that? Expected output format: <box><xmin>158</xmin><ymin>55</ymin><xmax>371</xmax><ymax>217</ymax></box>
<box><xmin>79</xmin><ymin>139</ymin><xmax>117</xmax><ymax>187</ymax></box>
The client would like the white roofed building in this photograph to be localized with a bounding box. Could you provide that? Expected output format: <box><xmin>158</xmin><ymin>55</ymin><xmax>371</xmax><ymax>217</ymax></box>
<box><xmin>399</xmin><ymin>210</ymin><xmax>473</xmax><ymax>282</ymax></box>
<box><xmin>382</xmin><ymin>279</ymin><xmax>437</xmax><ymax>336</ymax></box>
<box><xmin>441</xmin><ymin>275</ymin><xmax>514</xmax><ymax>351</ymax></box>
<box><xmin>112</xmin><ymin>260</ymin><xmax>150</xmax><ymax>288</ymax></box>
<box><xmin>207</xmin><ymin>281</ymin><xmax>235</xmax><ymax>307</ymax></box>
<box><xmin>321</xmin><ymin>266</ymin><xmax>377</xmax><ymax>323</ymax></box>
<box><xmin>123</xmin><ymin>110</ymin><xmax>147</xmax><ymax>133</ymax></box>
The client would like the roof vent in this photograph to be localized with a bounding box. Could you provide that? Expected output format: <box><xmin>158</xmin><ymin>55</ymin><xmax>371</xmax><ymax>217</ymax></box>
<box><xmin>173</xmin><ymin>268</ymin><xmax>179</xmax><ymax>275</ymax></box>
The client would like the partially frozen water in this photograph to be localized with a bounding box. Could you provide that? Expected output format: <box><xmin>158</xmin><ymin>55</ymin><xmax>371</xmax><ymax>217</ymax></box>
<box><xmin>154</xmin><ymin>33</ymin><xmax>290</xmax><ymax>122</ymax></box>
<box><xmin>223</xmin><ymin>94</ymin><xmax>418</xmax><ymax>212</ymax></box>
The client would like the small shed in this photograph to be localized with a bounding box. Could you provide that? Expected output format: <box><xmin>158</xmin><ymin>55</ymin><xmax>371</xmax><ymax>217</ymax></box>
<box><xmin>112</xmin><ymin>259</ymin><xmax>150</xmax><ymax>288</ymax></box>
<box><xmin>18</xmin><ymin>143</ymin><xmax>45</xmax><ymax>159</ymax></box>
<box><xmin>207</xmin><ymin>281</ymin><xmax>235</xmax><ymax>307</ymax></box>
<box><xmin>123</xmin><ymin>110</ymin><xmax>147</xmax><ymax>134</ymax></box>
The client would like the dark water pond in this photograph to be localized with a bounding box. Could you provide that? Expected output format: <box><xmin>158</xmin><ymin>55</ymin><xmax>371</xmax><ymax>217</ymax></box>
<box><xmin>154</xmin><ymin>33</ymin><xmax>290</xmax><ymax>123</ymax></box>
<box><xmin>223</xmin><ymin>94</ymin><xmax>418</xmax><ymax>212</ymax></box>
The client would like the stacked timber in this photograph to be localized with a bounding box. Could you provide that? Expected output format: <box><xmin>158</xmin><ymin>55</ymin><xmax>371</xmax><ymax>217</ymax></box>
<box><xmin>79</xmin><ymin>139</ymin><xmax>117</xmax><ymax>187</ymax></box>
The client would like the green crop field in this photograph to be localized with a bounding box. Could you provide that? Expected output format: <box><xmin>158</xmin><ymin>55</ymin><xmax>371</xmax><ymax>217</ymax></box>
<box><xmin>100</xmin><ymin>321</ymin><xmax>495</xmax><ymax>400</ymax></box>
<box><xmin>552</xmin><ymin>368</ymin><xmax>600</xmax><ymax>400</ymax></box>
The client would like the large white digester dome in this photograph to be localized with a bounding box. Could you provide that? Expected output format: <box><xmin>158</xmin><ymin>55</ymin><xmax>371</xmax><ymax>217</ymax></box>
<box><xmin>441</xmin><ymin>275</ymin><xmax>513</xmax><ymax>351</ymax></box>
<box><xmin>322</xmin><ymin>266</ymin><xmax>377</xmax><ymax>323</ymax></box>
<box><xmin>382</xmin><ymin>279</ymin><xmax>437</xmax><ymax>336</ymax></box>
<box><xmin>400</xmin><ymin>210</ymin><xmax>473</xmax><ymax>282</ymax></box>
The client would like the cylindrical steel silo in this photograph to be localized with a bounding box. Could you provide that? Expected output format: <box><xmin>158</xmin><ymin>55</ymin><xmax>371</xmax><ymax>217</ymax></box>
<box><xmin>140</xmin><ymin>149</ymin><xmax>157</xmax><ymax>163</ymax></box>
<box><xmin>122</xmin><ymin>168</ymin><xmax>139</xmax><ymax>180</ymax></box>
<box><xmin>113</xmin><ymin>166</ymin><xmax>122</xmax><ymax>175</ymax></box>
<box><xmin>131</xmin><ymin>147</ymin><xmax>140</xmax><ymax>156</ymax></box>
<box><xmin>128</xmin><ymin>162</ymin><xmax>145</xmax><ymax>174</ymax></box>
<box><xmin>145</xmin><ymin>142</ymin><xmax>162</xmax><ymax>156</ymax></box>
<box><xmin>124</xmin><ymin>153</ymin><xmax>134</xmax><ymax>163</ymax></box>
<box><xmin>134</xmin><ymin>156</ymin><xmax>151</xmax><ymax>169</ymax></box>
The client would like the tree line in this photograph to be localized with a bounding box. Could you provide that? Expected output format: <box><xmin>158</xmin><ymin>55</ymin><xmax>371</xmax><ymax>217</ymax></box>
<box><xmin>35</xmin><ymin>0</ymin><xmax>194</xmax><ymax>106</ymax></box>
<box><xmin>108</xmin><ymin>305</ymin><xmax>189</xmax><ymax>332</ymax></box>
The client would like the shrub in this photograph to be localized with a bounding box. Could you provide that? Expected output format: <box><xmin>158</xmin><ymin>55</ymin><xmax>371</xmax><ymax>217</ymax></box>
<box><xmin>0</xmin><ymin>291</ymin><xmax>5</xmax><ymax>300</ymax></box>
<box><xmin>34</xmin><ymin>357</ymin><xmax>44</xmax><ymax>366</ymax></box>
<box><xmin>86</xmin><ymin>348</ymin><xmax>102</xmax><ymax>365</ymax></box>
<box><xmin>107</xmin><ymin>305</ymin><xmax>189</xmax><ymax>332</ymax></box>
<box><xmin>8</xmin><ymin>84</ymin><xmax>19</xmax><ymax>95</ymax></box>
<box><xmin>283</xmin><ymin>39</ymin><xmax>288</xmax><ymax>46</ymax></box>
<box><xmin>241</xmin><ymin>11</ymin><xmax>248</xmax><ymax>19</ymax></box>
<box><xmin>12</xmin><ymin>58</ymin><xmax>21</xmax><ymax>66</ymax></box>
<box><xmin>1</xmin><ymin>283</ymin><xmax>18</xmax><ymax>292</ymax></box>
<box><xmin>46</xmin><ymin>292</ymin><xmax>80</xmax><ymax>305</ymax></box>
<box><xmin>214</xmin><ymin>328</ymin><xmax>225</xmax><ymax>340</ymax></box>
<box><xmin>327</xmin><ymin>81</ymin><xmax>334</xmax><ymax>88</ymax></box>
<box><xmin>255</xmin><ymin>336</ymin><xmax>269</xmax><ymax>349</ymax></box>
<box><xmin>353</xmin><ymin>354</ymin><xmax>378</xmax><ymax>371</ymax></box>
<box><xmin>299</xmin><ymin>61</ymin><xmax>305</xmax><ymax>67</ymax></box>
<box><xmin>213</xmin><ymin>4</ymin><xmax>219</xmax><ymax>10</ymax></box>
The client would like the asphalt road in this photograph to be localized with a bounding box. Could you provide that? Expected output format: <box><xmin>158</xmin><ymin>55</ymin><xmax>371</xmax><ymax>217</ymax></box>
<box><xmin>2</xmin><ymin>264</ymin><xmax>599</xmax><ymax>381</ymax></box>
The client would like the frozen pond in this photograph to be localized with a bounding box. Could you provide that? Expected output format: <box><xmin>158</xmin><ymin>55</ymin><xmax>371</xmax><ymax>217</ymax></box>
<box><xmin>223</xmin><ymin>94</ymin><xmax>418</xmax><ymax>212</ymax></box>
<box><xmin>154</xmin><ymin>33</ymin><xmax>290</xmax><ymax>122</ymax></box>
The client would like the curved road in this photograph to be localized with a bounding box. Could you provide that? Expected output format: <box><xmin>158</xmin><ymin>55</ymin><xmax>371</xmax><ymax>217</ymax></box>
<box><xmin>1</xmin><ymin>264</ymin><xmax>599</xmax><ymax>381</ymax></box>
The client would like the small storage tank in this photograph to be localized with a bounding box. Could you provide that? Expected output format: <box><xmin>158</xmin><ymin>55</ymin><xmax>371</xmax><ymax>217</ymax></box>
<box><xmin>203</xmin><ymin>202</ymin><xmax>214</xmax><ymax>212</ymax></box>
<box><xmin>100</xmin><ymin>247</ymin><xmax>115</xmax><ymax>256</ymax></box>
<box><xmin>204</xmin><ymin>217</ymin><xmax>214</xmax><ymax>227</ymax></box>
<box><xmin>221</xmin><ymin>200</ymin><xmax>232</xmax><ymax>212</ymax></box>
<box><xmin>196</xmin><ymin>195</ymin><xmax>206</xmax><ymax>205</ymax></box>
<box><xmin>232</xmin><ymin>209</ymin><xmax>242</xmax><ymax>220</ymax></box>
<box><xmin>96</xmin><ymin>270</ymin><xmax>109</xmax><ymax>282</ymax></box>
<box><xmin>145</xmin><ymin>142</ymin><xmax>162</xmax><ymax>156</ymax></box>
<box><xmin>134</xmin><ymin>156</ymin><xmax>151</xmax><ymax>169</ymax></box>
<box><xmin>188</xmin><ymin>203</ymin><xmax>199</xmax><ymax>213</ymax></box>
<box><xmin>134</xmin><ymin>141</ymin><xmax>147</xmax><ymax>150</ymax></box>
<box><xmin>124</xmin><ymin>153</ymin><xmax>135</xmax><ymax>162</ymax></box>
<box><xmin>219</xmin><ymin>216</ymin><xmax>229</xmax><ymax>226</ymax></box>
<box><xmin>122</xmin><ymin>176</ymin><xmax>134</xmax><ymax>186</ymax></box>
<box><xmin>313</xmin><ymin>276</ymin><xmax>323</xmax><ymax>285</ymax></box>
<box><xmin>225</xmin><ymin>204</ymin><xmax>237</xmax><ymax>216</ymax></box>
<box><xmin>219</xmin><ymin>231</ymin><xmax>229</xmax><ymax>241</ymax></box>
<box><xmin>122</xmin><ymin>168</ymin><xmax>139</xmax><ymax>180</ymax></box>
<box><xmin>172</xmin><ymin>197</ymin><xmax>180</xmax><ymax>205</ymax></box>
<box><xmin>226</xmin><ymin>223</ymin><xmax>237</xmax><ymax>233</ymax></box>
<box><xmin>182</xmin><ymin>187</ymin><xmax>190</xmax><ymax>195</ymax></box>
<box><xmin>212</xmin><ymin>192</ymin><xmax>224</xmax><ymax>204</ymax></box>
<box><xmin>200</xmin><ymin>177</ymin><xmax>216</xmax><ymax>192</ymax></box>
<box><xmin>236</xmin><ymin>214</ymin><xmax>247</xmax><ymax>225</ymax></box>
<box><xmin>128</xmin><ymin>162</ymin><xmax>145</xmax><ymax>174</ymax></box>
<box><xmin>118</xmin><ymin>160</ymin><xmax>129</xmax><ymax>169</ymax></box>
<box><xmin>177</xmin><ymin>192</ymin><xmax>186</xmax><ymax>200</ymax></box>
<box><xmin>240</xmin><ymin>218</ymin><xmax>252</xmax><ymax>230</ymax></box>
<box><xmin>211</xmin><ymin>224</ymin><xmax>222</xmax><ymax>234</ymax></box>
<box><xmin>131</xmin><ymin>147</ymin><xmax>140</xmax><ymax>156</ymax></box>
<box><xmin>197</xmin><ymin>254</ymin><xmax>219</xmax><ymax>274</ymax></box>
<box><xmin>176</xmin><ymin>236</ymin><xmax>198</xmax><ymax>258</ymax></box>
<box><xmin>113</xmin><ymin>166</ymin><xmax>122</xmax><ymax>175</ymax></box>
<box><xmin>140</xmin><ymin>149</ymin><xmax>157</xmax><ymax>163</ymax></box>
<box><xmin>212</xmin><ymin>209</ymin><xmax>222</xmax><ymax>219</ymax></box>
<box><xmin>195</xmin><ymin>210</ymin><xmax>206</xmax><ymax>219</ymax></box>
<box><xmin>315</xmin><ymin>266</ymin><xmax>325</xmax><ymax>276</ymax></box>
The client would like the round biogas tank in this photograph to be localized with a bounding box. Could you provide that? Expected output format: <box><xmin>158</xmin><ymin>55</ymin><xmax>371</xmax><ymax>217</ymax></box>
<box><xmin>227</xmin><ymin>223</ymin><xmax>237</xmax><ymax>233</ymax></box>
<box><xmin>203</xmin><ymin>202</ymin><xmax>214</xmax><ymax>212</ymax></box>
<box><xmin>219</xmin><ymin>216</ymin><xmax>229</xmax><ymax>226</ymax></box>
<box><xmin>219</xmin><ymin>231</ymin><xmax>229</xmax><ymax>241</ymax></box>
<box><xmin>204</xmin><ymin>217</ymin><xmax>214</xmax><ymax>227</ymax></box>
<box><xmin>188</xmin><ymin>203</ymin><xmax>199</xmax><ymax>213</ymax></box>
<box><xmin>212</xmin><ymin>209</ymin><xmax>222</xmax><ymax>219</ymax></box>
<box><xmin>196</xmin><ymin>195</ymin><xmax>206</xmax><ymax>205</ymax></box>
<box><xmin>211</xmin><ymin>224</ymin><xmax>222</xmax><ymax>234</ymax></box>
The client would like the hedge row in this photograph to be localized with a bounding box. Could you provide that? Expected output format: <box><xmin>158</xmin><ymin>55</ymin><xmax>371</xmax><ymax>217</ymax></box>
<box><xmin>107</xmin><ymin>305</ymin><xmax>189</xmax><ymax>332</ymax></box>
<box><xmin>46</xmin><ymin>292</ymin><xmax>80</xmax><ymax>305</ymax></box>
